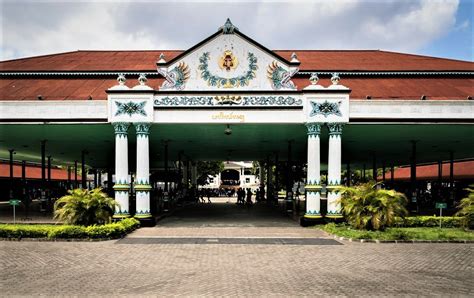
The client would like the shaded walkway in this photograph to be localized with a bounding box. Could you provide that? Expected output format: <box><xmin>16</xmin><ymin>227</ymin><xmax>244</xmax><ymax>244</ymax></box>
<box><xmin>160</xmin><ymin>198</ymin><xmax>297</xmax><ymax>228</ymax></box>
<box><xmin>129</xmin><ymin>198</ymin><xmax>330</xmax><ymax>239</ymax></box>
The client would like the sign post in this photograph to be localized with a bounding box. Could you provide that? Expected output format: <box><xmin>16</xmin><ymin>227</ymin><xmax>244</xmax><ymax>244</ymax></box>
<box><xmin>9</xmin><ymin>199</ymin><xmax>21</xmax><ymax>224</ymax></box>
<box><xmin>435</xmin><ymin>202</ymin><xmax>447</xmax><ymax>228</ymax></box>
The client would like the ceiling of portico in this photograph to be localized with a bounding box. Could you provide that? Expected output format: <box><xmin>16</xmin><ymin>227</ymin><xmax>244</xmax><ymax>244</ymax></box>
<box><xmin>0</xmin><ymin>123</ymin><xmax>472</xmax><ymax>171</ymax></box>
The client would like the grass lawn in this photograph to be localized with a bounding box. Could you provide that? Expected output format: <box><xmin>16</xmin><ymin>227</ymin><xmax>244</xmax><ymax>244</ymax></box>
<box><xmin>320</xmin><ymin>223</ymin><xmax>474</xmax><ymax>241</ymax></box>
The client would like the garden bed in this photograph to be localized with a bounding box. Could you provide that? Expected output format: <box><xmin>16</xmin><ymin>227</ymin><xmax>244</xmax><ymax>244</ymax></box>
<box><xmin>320</xmin><ymin>223</ymin><xmax>474</xmax><ymax>242</ymax></box>
<box><xmin>0</xmin><ymin>218</ymin><xmax>140</xmax><ymax>240</ymax></box>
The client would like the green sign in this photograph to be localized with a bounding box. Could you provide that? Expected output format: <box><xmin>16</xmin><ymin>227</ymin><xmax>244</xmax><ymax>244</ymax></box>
<box><xmin>435</xmin><ymin>202</ymin><xmax>447</xmax><ymax>209</ymax></box>
<box><xmin>9</xmin><ymin>199</ymin><xmax>21</xmax><ymax>206</ymax></box>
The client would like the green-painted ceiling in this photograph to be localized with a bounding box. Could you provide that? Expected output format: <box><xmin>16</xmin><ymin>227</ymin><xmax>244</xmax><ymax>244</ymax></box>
<box><xmin>0</xmin><ymin>123</ymin><xmax>472</xmax><ymax>170</ymax></box>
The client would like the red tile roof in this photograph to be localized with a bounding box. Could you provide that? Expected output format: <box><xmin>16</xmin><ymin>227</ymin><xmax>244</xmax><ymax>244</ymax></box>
<box><xmin>380</xmin><ymin>160</ymin><xmax>474</xmax><ymax>181</ymax></box>
<box><xmin>0</xmin><ymin>77</ymin><xmax>471</xmax><ymax>101</ymax></box>
<box><xmin>0</xmin><ymin>50</ymin><xmax>472</xmax><ymax>101</ymax></box>
<box><xmin>1</xmin><ymin>50</ymin><xmax>473</xmax><ymax>72</ymax></box>
<box><xmin>0</xmin><ymin>162</ymin><xmax>82</xmax><ymax>181</ymax></box>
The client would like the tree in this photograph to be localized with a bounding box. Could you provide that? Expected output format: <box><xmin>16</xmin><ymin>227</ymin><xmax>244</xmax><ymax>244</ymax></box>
<box><xmin>54</xmin><ymin>188</ymin><xmax>118</xmax><ymax>226</ymax></box>
<box><xmin>339</xmin><ymin>181</ymin><xmax>408</xmax><ymax>230</ymax></box>
<box><xmin>455</xmin><ymin>185</ymin><xmax>474</xmax><ymax>229</ymax></box>
<box><xmin>196</xmin><ymin>161</ymin><xmax>225</xmax><ymax>185</ymax></box>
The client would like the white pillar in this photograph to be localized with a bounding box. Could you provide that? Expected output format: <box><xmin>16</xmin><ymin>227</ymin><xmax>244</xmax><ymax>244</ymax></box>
<box><xmin>191</xmin><ymin>163</ymin><xmax>197</xmax><ymax>186</ymax></box>
<box><xmin>134</xmin><ymin>123</ymin><xmax>152</xmax><ymax>219</ymax></box>
<box><xmin>113</xmin><ymin>122</ymin><xmax>130</xmax><ymax>218</ymax></box>
<box><xmin>304</xmin><ymin>123</ymin><xmax>322</xmax><ymax>218</ymax></box>
<box><xmin>327</xmin><ymin>123</ymin><xmax>343</xmax><ymax>218</ymax></box>
<box><xmin>183</xmin><ymin>160</ymin><xmax>189</xmax><ymax>187</ymax></box>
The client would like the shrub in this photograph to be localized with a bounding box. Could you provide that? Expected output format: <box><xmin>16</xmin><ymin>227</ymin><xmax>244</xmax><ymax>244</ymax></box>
<box><xmin>47</xmin><ymin>225</ymin><xmax>88</xmax><ymax>239</ymax></box>
<box><xmin>394</xmin><ymin>216</ymin><xmax>463</xmax><ymax>228</ymax></box>
<box><xmin>54</xmin><ymin>188</ymin><xmax>119</xmax><ymax>226</ymax></box>
<box><xmin>0</xmin><ymin>225</ymin><xmax>50</xmax><ymax>238</ymax></box>
<box><xmin>455</xmin><ymin>185</ymin><xmax>474</xmax><ymax>229</ymax></box>
<box><xmin>339</xmin><ymin>182</ymin><xmax>408</xmax><ymax>230</ymax></box>
<box><xmin>0</xmin><ymin>218</ymin><xmax>140</xmax><ymax>239</ymax></box>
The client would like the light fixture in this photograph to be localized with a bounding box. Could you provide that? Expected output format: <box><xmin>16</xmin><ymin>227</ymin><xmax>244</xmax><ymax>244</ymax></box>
<box><xmin>224</xmin><ymin>124</ymin><xmax>232</xmax><ymax>135</ymax></box>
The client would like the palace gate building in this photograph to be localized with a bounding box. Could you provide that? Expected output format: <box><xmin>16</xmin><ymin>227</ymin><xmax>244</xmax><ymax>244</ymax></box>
<box><xmin>0</xmin><ymin>20</ymin><xmax>473</xmax><ymax>224</ymax></box>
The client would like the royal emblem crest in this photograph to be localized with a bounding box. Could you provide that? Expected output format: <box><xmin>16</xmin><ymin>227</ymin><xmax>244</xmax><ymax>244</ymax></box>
<box><xmin>219</xmin><ymin>50</ymin><xmax>238</xmax><ymax>71</ymax></box>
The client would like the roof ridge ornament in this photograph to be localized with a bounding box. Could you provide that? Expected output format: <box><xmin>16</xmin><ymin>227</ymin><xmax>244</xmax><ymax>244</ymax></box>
<box><xmin>132</xmin><ymin>73</ymin><xmax>153</xmax><ymax>90</ymax></box>
<box><xmin>221</xmin><ymin>18</ymin><xmax>238</xmax><ymax>34</ymax></box>
<box><xmin>331</xmin><ymin>73</ymin><xmax>340</xmax><ymax>85</ymax></box>
<box><xmin>117</xmin><ymin>73</ymin><xmax>126</xmax><ymax>86</ymax></box>
<box><xmin>109</xmin><ymin>73</ymin><xmax>130</xmax><ymax>90</ymax></box>
<box><xmin>157</xmin><ymin>53</ymin><xmax>166</xmax><ymax>64</ymax></box>
<box><xmin>290</xmin><ymin>52</ymin><xmax>300</xmax><ymax>63</ymax></box>
<box><xmin>309</xmin><ymin>73</ymin><xmax>319</xmax><ymax>85</ymax></box>
<box><xmin>138</xmin><ymin>73</ymin><xmax>147</xmax><ymax>86</ymax></box>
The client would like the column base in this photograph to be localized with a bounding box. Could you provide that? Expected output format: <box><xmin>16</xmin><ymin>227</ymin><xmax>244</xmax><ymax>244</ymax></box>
<box><xmin>113</xmin><ymin>213</ymin><xmax>130</xmax><ymax>219</ymax></box>
<box><xmin>134</xmin><ymin>213</ymin><xmax>152</xmax><ymax>219</ymax></box>
<box><xmin>300</xmin><ymin>215</ymin><xmax>324</xmax><ymax>227</ymax></box>
<box><xmin>325</xmin><ymin>213</ymin><xmax>344</xmax><ymax>223</ymax></box>
<box><xmin>135</xmin><ymin>216</ymin><xmax>156</xmax><ymax>227</ymax></box>
<box><xmin>304</xmin><ymin>213</ymin><xmax>323</xmax><ymax>219</ymax></box>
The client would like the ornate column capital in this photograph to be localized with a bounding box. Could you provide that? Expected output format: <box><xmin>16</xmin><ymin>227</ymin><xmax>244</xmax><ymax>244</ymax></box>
<box><xmin>327</xmin><ymin>123</ymin><xmax>344</xmax><ymax>135</ymax></box>
<box><xmin>113</xmin><ymin>122</ymin><xmax>130</xmax><ymax>136</ymax></box>
<box><xmin>134</xmin><ymin>122</ymin><xmax>151</xmax><ymax>136</ymax></box>
<box><xmin>305</xmin><ymin>122</ymin><xmax>322</xmax><ymax>136</ymax></box>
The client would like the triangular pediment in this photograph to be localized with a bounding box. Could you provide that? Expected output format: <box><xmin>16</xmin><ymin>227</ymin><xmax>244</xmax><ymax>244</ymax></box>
<box><xmin>156</xmin><ymin>19</ymin><xmax>300</xmax><ymax>92</ymax></box>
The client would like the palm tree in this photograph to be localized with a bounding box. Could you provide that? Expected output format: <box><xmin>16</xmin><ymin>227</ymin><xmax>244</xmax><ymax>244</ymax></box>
<box><xmin>338</xmin><ymin>182</ymin><xmax>408</xmax><ymax>230</ymax></box>
<box><xmin>54</xmin><ymin>188</ymin><xmax>119</xmax><ymax>226</ymax></box>
<box><xmin>455</xmin><ymin>185</ymin><xmax>473</xmax><ymax>229</ymax></box>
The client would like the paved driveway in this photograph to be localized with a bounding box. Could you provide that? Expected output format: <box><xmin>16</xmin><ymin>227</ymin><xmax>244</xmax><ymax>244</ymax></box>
<box><xmin>1</xmin><ymin>201</ymin><xmax>473</xmax><ymax>296</ymax></box>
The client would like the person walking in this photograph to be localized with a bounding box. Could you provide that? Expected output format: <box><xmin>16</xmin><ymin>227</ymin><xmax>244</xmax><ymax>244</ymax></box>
<box><xmin>246</xmin><ymin>188</ymin><xmax>253</xmax><ymax>207</ymax></box>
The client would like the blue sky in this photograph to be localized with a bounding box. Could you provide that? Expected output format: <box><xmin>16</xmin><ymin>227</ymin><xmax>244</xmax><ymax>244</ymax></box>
<box><xmin>1</xmin><ymin>0</ymin><xmax>472</xmax><ymax>62</ymax></box>
<box><xmin>418</xmin><ymin>0</ymin><xmax>472</xmax><ymax>61</ymax></box>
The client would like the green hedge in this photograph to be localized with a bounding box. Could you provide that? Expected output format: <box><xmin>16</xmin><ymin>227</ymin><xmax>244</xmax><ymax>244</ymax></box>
<box><xmin>394</xmin><ymin>216</ymin><xmax>463</xmax><ymax>228</ymax></box>
<box><xmin>0</xmin><ymin>218</ymin><xmax>140</xmax><ymax>240</ymax></box>
<box><xmin>321</xmin><ymin>223</ymin><xmax>474</xmax><ymax>240</ymax></box>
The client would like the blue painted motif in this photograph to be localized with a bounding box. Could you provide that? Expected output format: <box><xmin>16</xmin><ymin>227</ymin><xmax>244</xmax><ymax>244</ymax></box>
<box><xmin>309</xmin><ymin>101</ymin><xmax>342</xmax><ymax>117</ymax></box>
<box><xmin>115</xmin><ymin>101</ymin><xmax>147</xmax><ymax>117</ymax></box>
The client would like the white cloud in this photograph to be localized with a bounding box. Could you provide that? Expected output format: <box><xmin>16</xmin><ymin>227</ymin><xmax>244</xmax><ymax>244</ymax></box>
<box><xmin>1</xmin><ymin>2</ymin><xmax>170</xmax><ymax>60</ymax></box>
<box><xmin>0</xmin><ymin>0</ymin><xmax>463</xmax><ymax>60</ymax></box>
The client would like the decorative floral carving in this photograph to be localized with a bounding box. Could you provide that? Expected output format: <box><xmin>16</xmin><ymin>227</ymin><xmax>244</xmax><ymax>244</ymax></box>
<box><xmin>112</xmin><ymin>122</ymin><xmax>130</xmax><ymax>136</ymax></box>
<box><xmin>198</xmin><ymin>52</ymin><xmax>258</xmax><ymax>88</ymax></box>
<box><xmin>115</xmin><ymin>101</ymin><xmax>147</xmax><ymax>117</ymax></box>
<box><xmin>266</xmin><ymin>61</ymin><xmax>298</xmax><ymax>89</ymax></box>
<box><xmin>327</xmin><ymin>123</ymin><xmax>344</xmax><ymax>135</ymax></box>
<box><xmin>310</xmin><ymin>101</ymin><xmax>342</xmax><ymax>117</ymax></box>
<box><xmin>154</xmin><ymin>96</ymin><xmax>302</xmax><ymax>106</ymax></box>
<box><xmin>215</xmin><ymin>95</ymin><xmax>242</xmax><ymax>105</ymax></box>
<box><xmin>305</xmin><ymin>123</ymin><xmax>322</xmax><ymax>136</ymax></box>
<box><xmin>155</xmin><ymin>96</ymin><xmax>214</xmax><ymax>106</ymax></box>
<box><xmin>158</xmin><ymin>62</ymin><xmax>190</xmax><ymax>90</ymax></box>
<box><xmin>242</xmin><ymin>96</ymin><xmax>302</xmax><ymax>106</ymax></box>
<box><xmin>134</xmin><ymin>123</ymin><xmax>151</xmax><ymax>136</ymax></box>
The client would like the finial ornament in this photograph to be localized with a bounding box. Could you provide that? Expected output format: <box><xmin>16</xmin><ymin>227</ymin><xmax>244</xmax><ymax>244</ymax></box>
<box><xmin>221</xmin><ymin>18</ymin><xmax>238</xmax><ymax>34</ymax></box>
<box><xmin>158</xmin><ymin>53</ymin><xmax>166</xmax><ymax>64</ymax></box>
<box><xmin>138</xmin><ymin>74</ymin><xmax>147</xmax><ymax>86</ymax></box>
<box><xmin>331</xmin><ymin>73</ymin><xmax>340</xmax><ymax>85</ymax></box>
<box><xmin>290</xmin><ymin>52</ymin><xmax>300</xmax><ymax>63</ymax></box>
<box><xmin>309</xmin><ymin>73</ymin><xmax>319</xmax><ymax>85</ymax></box>
<box><xmin>117</xmin><ymin>74</ymin><xmax>126</xmax><ymax>86</ymax></box>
